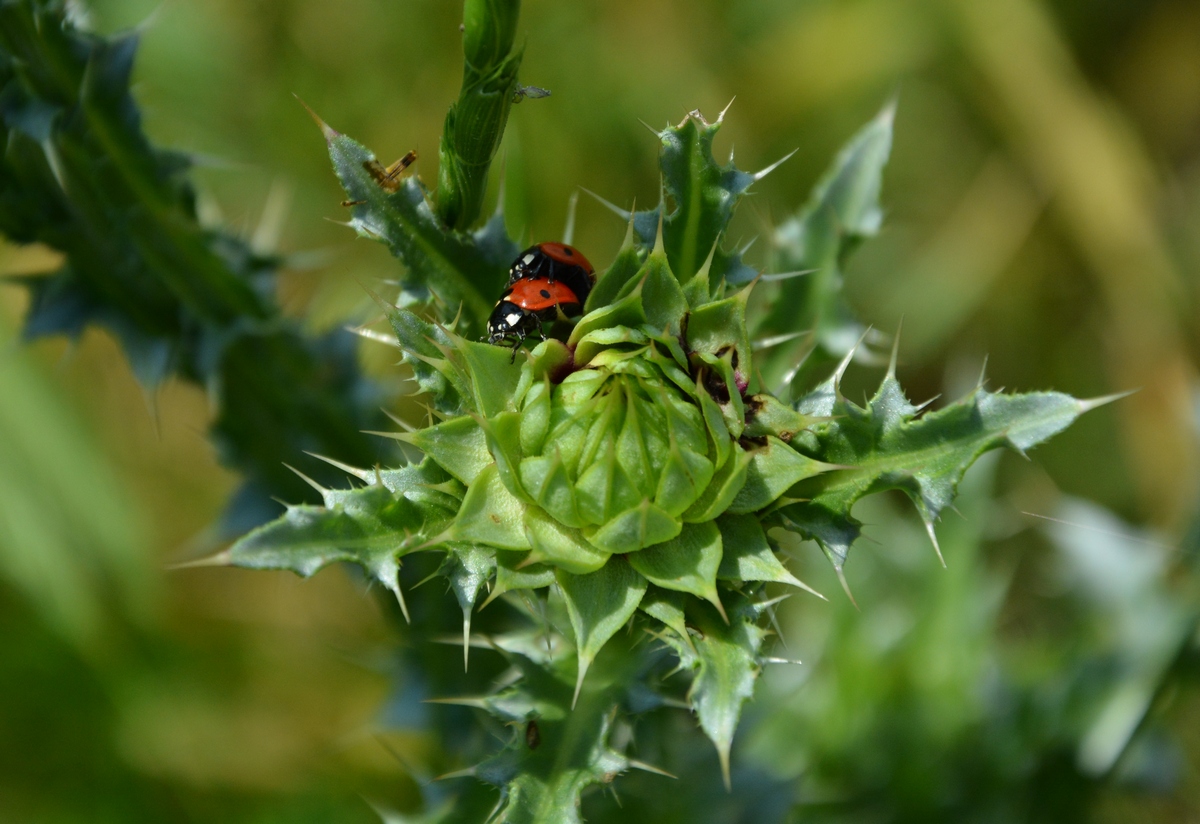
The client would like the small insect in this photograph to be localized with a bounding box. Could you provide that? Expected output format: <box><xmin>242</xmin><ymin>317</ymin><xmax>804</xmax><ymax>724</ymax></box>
<box><xmin>342</xmin><ymin>149</ymin><xmax>417</xmax><ymax>206</ymax></box>
<box><xmin>525</xmin><ymin>719</ymin><xmax>541</xmax><ymax>750</ymax></box>
<box><xmin>486</xmin><ymin>242</ymin><xmax>596</xmax><ymax>353</ymax></box>
<box><xmin>513</xmin><ymin>84</ymin><xmax>552</xmax><ymax>103</ymax></box>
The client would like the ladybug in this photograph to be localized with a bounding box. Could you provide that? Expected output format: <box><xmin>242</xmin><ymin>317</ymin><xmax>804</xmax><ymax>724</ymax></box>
<box><xmin>507</xmin><ymin>242</ymin><xmax>595</xmax><ymax>303</ymax></box>
<box><xmin>487</xmin><ymin>243</ymin><xmax>596</xmax><ymax>350</ymax></box>
<box><xmin>486</xmin><ymin>277</ymin><xmax>584</xmax><ymax>348</ymax></box>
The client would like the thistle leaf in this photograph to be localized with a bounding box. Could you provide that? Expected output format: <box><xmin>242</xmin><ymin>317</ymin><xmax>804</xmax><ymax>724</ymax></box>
<box><xmin>783</xmin><ymin>372</ymin><xmax>1092</xmax><ymax>573</ymax></box>
<box><xmin>638</xmin><ymin>585</ymin><xmax>691</xmax><ymax>643</ymax></box>
<box><xmin>492</xmin><ymin>552</ymin><xmax>556</xmax><ymax>601</ymax></box>
<box><xmin>328</xmin><ymin>133</ymin><xmax>516</xmax><ymax>328</ymax></box>
<box><xmin>0</xmin><ymin>3</ymin><xmax>383</xmax><ymax>521</ymax></box>
<box><xmin>400</xmin><ymin>415</ymin><xmax>491</xmax><ymax>485</ymax></box>
<box><xmin>452</xmin><ymin>464</ymin><xmax>531</xmax><ymax>550</ymax></box>
<box><xmin>628</xmin><ymin>522</ymin><xmax>725</xmax><ymax>619</ymax></box>
<box><xmin>726</xmin><ymin>436</ymin><xmax>829</xmax><ymax>514</ymax></box>
<box><xmin>477</xmin><ymin>682</ymin><xmax>629</xmax><ymax>824</ymax></box>
<box><xmin>524</xmin><ymin>507</ymin><xmax>611</xmax><ymax>575</ymax></box>
<box><xmin>757</xmin><ymin>102</ymin><xmax>895</xmax><ymax>387</ymax></box>
<box><xmin>443</xmin><ymin>544</ymin><xmax>497</xmax><ymax>669</ymax></box>
<box><xmin>557</xmin><ymin>556</ymin><xmax>648</xmax><ymax>704</ymax></box>
<box><xmin>682</xmin><ymin>597</ymin><xmax>766</xmax><ymax>790</ymax></box>
<box><xmin>716</xmin><ymin>513</ymin><xmax>813</xmax><ymax>593</ymax></box>
<box><xmin>656</xmin><ymin>112</ymin><xmax>755</xmax><ymax>283</ymax></box>
<box><xmin>384</xmin><ymin>306</ymin><xmax>471</xmax><ymax>415</ymax></box>
<box><xmin>229</xmin><ymin>482</ymin><xmax>450</xmax><ymax>607</ymax></box>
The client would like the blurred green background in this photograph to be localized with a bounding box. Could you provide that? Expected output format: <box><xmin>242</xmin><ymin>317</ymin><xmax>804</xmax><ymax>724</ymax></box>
<box><xmin>2</xmin><ymin>0</ymin><xmax>1200</xmax><ymax>820</ymax></box>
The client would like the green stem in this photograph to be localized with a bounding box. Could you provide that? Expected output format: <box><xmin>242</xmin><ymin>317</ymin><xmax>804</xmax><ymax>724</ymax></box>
<box><xmin>436</xmin><ymin>0</ymin><xmax>523</xmax><ymax>230</ymax></box>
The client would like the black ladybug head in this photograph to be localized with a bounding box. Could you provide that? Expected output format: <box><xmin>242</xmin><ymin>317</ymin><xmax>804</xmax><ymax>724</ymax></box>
<box><xmin>487</xmin><ymin>300</ymin><xmax>536</xmax><ymax>343</ymax></box>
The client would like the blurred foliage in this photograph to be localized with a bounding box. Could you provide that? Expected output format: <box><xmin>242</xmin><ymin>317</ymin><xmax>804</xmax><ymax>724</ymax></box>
<box><xmin>2</xmin><ymin>0</ymin><xmax>1200</xmax><ymax>821</ymax></box>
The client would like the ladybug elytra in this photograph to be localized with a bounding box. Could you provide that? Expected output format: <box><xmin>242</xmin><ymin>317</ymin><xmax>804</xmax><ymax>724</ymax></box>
<box><xmin>486</xmin><ymin>242</ymin><xmax>596</xmax><ymax>350</ymax></box>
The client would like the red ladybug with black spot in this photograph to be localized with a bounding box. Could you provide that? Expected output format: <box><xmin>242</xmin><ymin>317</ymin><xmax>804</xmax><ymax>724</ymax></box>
<box><xmin>487</xmin><ymin>242</ymin><xmax>596</xmax><ymax>348</ymax></box>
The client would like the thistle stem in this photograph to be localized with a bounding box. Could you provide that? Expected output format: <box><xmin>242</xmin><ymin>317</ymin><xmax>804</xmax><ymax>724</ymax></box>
<box><xmin>436</xmin><ymin>0</ymin><xmax>523</xmax><ymax>230</ymax></box>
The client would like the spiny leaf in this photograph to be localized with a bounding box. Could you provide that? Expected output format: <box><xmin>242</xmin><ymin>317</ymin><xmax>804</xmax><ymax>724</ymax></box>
<box><xmin>327</xmin><ymin>132</ymin><xmax>516</xmax><ymax>329</ymax></box>
<box><xmin>782</xmin><ymin>372</ymin><xmax>1093</xmax><ymax>573</ymax></box>
<box><xmin>524</xmin><ymin>506</ymin><xmax>610</xmax><ymax>574</ymax></box>
<box><xmin>628</xmin><ymin>521</ymin><xmax>726</xmax><ymax>619</ymax></box>
<box><xmin>383</xmin><ymin>305</ymin><xmax>471</xmax><ymax>415</ymax></box>
<box><xmin>716</xmin><ymin>513</ymin><xmax>821</xmax><ymax>597</ymax></box>
<box><xmin>490</xmin><ymin>551</ymin><xmax>556</xmax><ymax>603</ymax></box>
<box><xmin>452</xmin><ymin>464</ymin><xmax>531</xmax><ymax>550</ymax></box>
<box><xmin>557</xmin><ymin>556</ymin><xmax>648</xmax><ymax>705</ymax></box>
<box><xmin>0</xmin><ymin>3</ymin><xmax>384</xmax><ymax>522</ymax></box>
<box><xmin>656</xmin><ymin>111</ymin><xmax>755</xmax><ymax>283</ymax></box>
<box><xmin>443</xmin><ymin>544</ymin><xmax>497</xmax><ymax>670</ymax></box>
<box><xmin>477</xmin><ymin>681</ymin><xmax>630</xmax><ymax>824</ymax></box>
<box><xmin>757</xmin><ymin>102</ymin><xmax>895</xmax><ymax>390</ymax></box>
<box><xmin>727</xmin><ymin>436</ymin><xmax>830</xmax><ymax>514</ymax></box>
<box><xmin>229</xmin><ymin>482</ymin><xmax>451</xmax><ymax>611</ymax></box>
<box><xmin>394</xmin><ymin>414</ymin><xmax>491</xmax><ymax>486</ymax></box>
<box><xmin>686</xmin><ymin>597</ymin><xmax>766</xmax><ymax>790</ymax></box>
<box><xmin>638</xmin><ymin>585</ymin><xmax>691</xmax><ymax>645</ymax></box>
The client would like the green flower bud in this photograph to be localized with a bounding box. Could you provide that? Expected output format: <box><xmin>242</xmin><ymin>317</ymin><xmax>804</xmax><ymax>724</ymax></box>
<box><xmin>418</xmin><ymin>242</ymin><xmax>833</xmax><ymax>575</ymax></box>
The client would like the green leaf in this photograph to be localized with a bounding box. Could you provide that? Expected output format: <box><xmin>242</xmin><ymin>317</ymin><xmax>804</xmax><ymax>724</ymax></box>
<box><xmin>742</xmin><ymin>393</ymin><xmax>822</xmax><ymax>442</ymax></box>
<box><xmin>654</xmin><ymin>440</ymin><xmax>715</xmax><ymax>518</ymax></box>
<box><xmin>524</xmin><ymin>506</ymin><xmax>611</xmax><ymax>574</ymax></box>
<box><xmin>696</xmin><ymin>351</ymin><xmax>745</xmax><ymax>439</ymax></box>
<box><xmin>621</xmin><ymin>247</ymin><xmax>688</xmax><ymax>335</ymax></box>
<box><xmin>628</xmin><ymin>521</ymin><xmax>725</xmax><ymax>618</ymax></box>
<box><xmin>683</xmin><ymin>597</ymin><xmax>766</xmax><ymax>789</ymax></box>
<box><xmin>727</xmin><ymin>436</ymin><xmax>830</xmax><ymax>514</ymax></box>
<box><xmin>491</xmin><ymin>551</ymin><xmax>557</xmax><ymax>603</ymax></box>
<box><xmin>384</xmin><ymin>306</ymin><xmax>471</xmax><ymax>415</ymax></box>
<box><xmin>443</xmin><ymin>544</ymin><xmax>497</xmax><ymax>669</ymax></box>
<box><xmin>585</xmin><ymin>236</ymin><xmax>646</xmax><ymax>313</ymax></box>
<box><xmin>638</xmin><ymin>585</ymin><xmax>691</xmax><ymax>644</ymax></box>
<box><xmin>481</xmin><ymin>410</ymin><xmax>531</xmax><ymax>502</ymax></box>
<box><xmin>685</xmin><ymin>287</ymin><xmax>753</xmax><ymax>387</ymax></box>
<box><xmin>0</xmin><ymin>3</ymin><xmax>385</xmax><ymax>521</ymax></box>
<box><xmin>783</xmin><ymin>372</ymin><xmax>1093</xmax><ymax>573</ymax></box>
<box><xmin>477</xmin><ymin>674</ymin><xmax>629</xmax><ymax>824</ymax></box>
<box><xmin>716</xmin><ymin>513</ymin><xmax>819</xmax><ymax>597</ymax></box>
<box><xmin>521</xmin><ymin>452</ymin><xmax>585</xmax><ymax>528</ymax></box>
<box><xmin>399</xmin><ymin>415</ymin><xmax>491</xmax><ymax>486</ymax></box>
<box><xmin>230</xmin><ymin>483</ymin><xmax>444</xmax><ymax>614</ymax></box>
<box><xmin>757</xmin><ymin>102</ymin><xmax>895</xmax><ymax>388</ymax></box>
<box><xmin>683</xmin><ymin>446</ymin><xmax>752</xmax><ymax>523</ymax></box>
<box><xmin>557</xmin><ymin>556</ymin><xmax>648</xmax><ymax>703</ymax></box>
<box><xmin>569</xmin><ymin>281</ymin><xmax>649</xmax><ymax>349</ymax></box>
<box><xmin>656</xmin><ymin>111</ymin><xmax>755</xmax><ymax>282</ymax></box>
<box><xmin>328</xmin><ymin>133</ymin><xmax>513</xmax><ymax>327</ymax></box>
<box><xmin>586</xmin><ymin>500</ymin><xmax>681</xmax><ymax>554</ymax></box>
<box><xmin>452</xmin><ymin>464</ymin><xmax>530</xmax><ymax>550</ymax></box>
<box><xmin>457</xmin><ymin>337</ymin><xmax>525</xmax><ymax>417</ymax></box>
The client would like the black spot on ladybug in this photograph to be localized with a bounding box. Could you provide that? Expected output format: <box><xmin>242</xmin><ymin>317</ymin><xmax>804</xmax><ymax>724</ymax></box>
<box><xmin>540</xmin><ymin>289</ymin><xmax>551</xmax><ymax>298</ymax></box>
<box><xmin>562</xmin><ymin>248</ymin><xmax>573</xmax><ymax>256</ymax></box>
<box><xmin>526</xmin><ymin>719</ymin><xmax>541</xmax><ymax>750</ymax></box>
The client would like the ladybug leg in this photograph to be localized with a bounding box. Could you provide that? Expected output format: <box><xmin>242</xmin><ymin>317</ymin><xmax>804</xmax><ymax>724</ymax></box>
<box><xmin>509</xmin><ymin>334</ymin><xmax>524</xmax><ymax>363</ymax></box>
